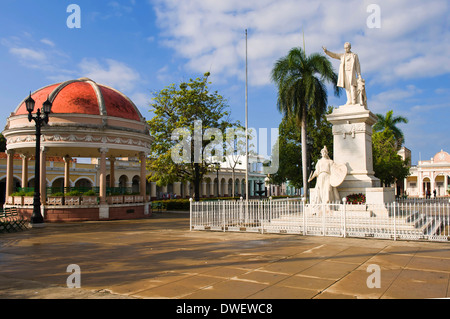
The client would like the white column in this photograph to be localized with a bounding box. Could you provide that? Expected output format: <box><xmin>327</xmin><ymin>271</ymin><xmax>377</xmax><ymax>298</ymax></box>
<box><xmin>21</xmin><ymin>154</ymin><xmax>29</xmax><ymax>189</ymax></box>
<box><xmin>139</xmin><ymin>152</ymin><xmax>147</xmax><ymax>200</ymax></box>
<box><xmin>64</xmin><ymin>155</ymin><xmax>72</xmax><ymax>192</ymax></box>
<box><xmin>40</xmin><ymin>147</ymin><xmax>47</xmax><ymax>204</ymax></box>
<box><xmin>109</xmin><ymin>156</ymin><xmax>116</xmax><ymax>188</ymax></box>
<box><xmin>5</xmin><ymin>149</ymin><xmax>15</xmax><ymax>199</ymax></box>
<box><xmin>99</xmin><ymin>148</ymin><xmax>108</xmax><ymax>204</ymax></box>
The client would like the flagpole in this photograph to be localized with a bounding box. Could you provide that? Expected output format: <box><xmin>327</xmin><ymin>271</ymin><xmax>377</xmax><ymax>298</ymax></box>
<box><xmin>245</xmin><ymin>29</ymin><xmax>249</xmax><ymax>207</ymax></box>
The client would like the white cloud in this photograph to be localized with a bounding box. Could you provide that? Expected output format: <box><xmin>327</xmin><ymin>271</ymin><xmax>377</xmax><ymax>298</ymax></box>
<box><xmin>369</xmin><ymin>85</ymin><xmax>422</xmax><ymax>113</ymax></box>
<box><xmin>152</xmin><ymin>0</ymin><xmax>449</xmax><ymax>87</ymax></box>
<box><xmin>40</xmin><ymin>38</ymin><xmax>55</xmax><ymax>47</ymax></box>
<box><xmin>78</xmin><ymin>58</ymin><xmax>141</xmax><ymax>92</ymax></box>
<box><xmin>9</xmin><ymin>47</ymin><xmax>47</xmax><ymax>62</ymax></box>
<box><xmin>2</xmin><ymin>35</ymin><xmax>74</xmax><ymax>76</ymax></box>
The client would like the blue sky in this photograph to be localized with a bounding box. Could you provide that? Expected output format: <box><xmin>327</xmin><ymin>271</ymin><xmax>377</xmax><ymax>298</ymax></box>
<box><xmin>0</xmin><ymin>0</ymin><xmax>449</xmax><ymax>165</ymax></box>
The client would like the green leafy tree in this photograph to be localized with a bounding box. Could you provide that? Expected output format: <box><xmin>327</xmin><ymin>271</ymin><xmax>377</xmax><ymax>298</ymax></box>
<box><xmin>373</xmin><ymin>110</ymin><xmax>408</xmax><ymax>149</ymax></box>
<box><xmin>268</xmin><ymin>107</ymin><xmax>334</xmax><ymax>191</ymax></box>
<box><xmin>147</xmin><ymin>73</ymin><xmax>237</xmax><ymax>199</ymax></box>
<box><xmin>372</xmin><ymin>128</ymin><xmax>410</xmax><ymax>187</ymax></box>
<box><xmin>223</xmin><ymin>126</ymin><xmax>255</xmax><ymax>197</ymax></box>
<box><xmin>0</xmin><ymin>134</ymin><xmax>6</xmax><ymax>152</ymax></box>
<box><xmin>268</xmin><ymin>116</ymin><xmax>302</xmax><ymax>188</ymax></box>
<box><xmin>271</xmin><ymin>47</ymin><xmax>340</xmax><ymax>199</ymax></box>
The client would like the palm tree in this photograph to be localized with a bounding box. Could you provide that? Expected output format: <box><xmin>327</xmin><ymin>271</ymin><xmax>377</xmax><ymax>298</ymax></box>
<box><xmin>271</xmin><ymin>47</ymin><xmax>340</xmax><ymax>201</ymax></box>
<box><xmin>373</xmin><ymin>110</ymin><xmax>408</xmax><ymax>148</ymax></box>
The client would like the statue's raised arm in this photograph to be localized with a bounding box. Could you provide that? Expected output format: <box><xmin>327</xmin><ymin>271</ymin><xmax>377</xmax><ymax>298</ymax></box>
<box><xmin>322</xmin><ymin>46</ymin><xmax>342</xmax><ymax>60</ymax></box>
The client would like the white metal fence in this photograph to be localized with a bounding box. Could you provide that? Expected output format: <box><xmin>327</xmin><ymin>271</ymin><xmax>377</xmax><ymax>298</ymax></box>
<box><xmin>190</xmin><ymin>198</ymin><xmax>450</xmax><ymax>242</ymax></box>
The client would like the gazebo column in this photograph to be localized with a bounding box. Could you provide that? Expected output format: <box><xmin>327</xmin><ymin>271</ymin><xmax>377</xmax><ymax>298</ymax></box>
<box><xmin>40</xmin><ymin>147</ymin><xmax>48</xmax><ymax>205</ymax></box>
<box><xmin>139</xmin><ymin>152</ymin><xmax>147</xmax><ymax>201</ymax></box>
<box><xmin>64</xmin><ymin>155</ymin><xmax>72</xmax><ymax>192</ymax></box>
<box><xmin>5</xmin><ymin>149</ymin><xmax>15</xmax><ymax>199</ymax></box>
<box><xmin>99</xmin><ymin>148</ymin><xmax>108</xmax><ymax>204</ymax></box>
<box><xmin>21</xmin><ymin>154</ymin><xmax>29</xmax><ymax>189</ymax></box>
<box><xmin>109</xmin><ymin>156</ymin><xmax>116</xmax><ymax>188</ymax></box>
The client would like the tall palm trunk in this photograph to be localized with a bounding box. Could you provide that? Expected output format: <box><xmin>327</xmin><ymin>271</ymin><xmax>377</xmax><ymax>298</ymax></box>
<box><xmin>301</xmin><ymin>105</ymin><xmax>308</xmax><ymax>200</ymax></box>
<box><xmin>271</xmin><ymin>47</ymin><xmax>340</xmax><ymax>202</ymax></box>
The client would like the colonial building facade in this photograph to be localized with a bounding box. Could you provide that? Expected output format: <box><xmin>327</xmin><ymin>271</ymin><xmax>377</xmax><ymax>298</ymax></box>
<box><xmin>400</xmin><ymin>148</ymin><xmax>450</xmax><ymax>198</ymax></box>
<box><xmin>0</xmin><ymin>153</ymin><xmax>292</xmax><ymax>204</ymax></box>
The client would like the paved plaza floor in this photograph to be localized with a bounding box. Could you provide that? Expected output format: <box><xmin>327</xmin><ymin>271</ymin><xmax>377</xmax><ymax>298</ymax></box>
<box><xmin>1</xmin><ymin>212</ymin><xmax>450</xmax><ymax>300</ymax></box>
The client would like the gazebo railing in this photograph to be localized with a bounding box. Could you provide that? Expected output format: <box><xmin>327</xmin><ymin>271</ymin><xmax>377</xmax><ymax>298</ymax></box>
<box><xmin>46</xmin><ymin>186</ymin><xmax>100</xmax><ymax>195</ymax></box>
<box><xmin>44</xmin><ymin>186</ymin><xmax>141</xmax><ymax>195</ymax></box>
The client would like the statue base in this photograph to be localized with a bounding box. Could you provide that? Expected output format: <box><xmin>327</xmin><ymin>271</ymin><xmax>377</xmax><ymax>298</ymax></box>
<box><xmin>326</xmin><ymin>104</ymin><xmax>393</xmax><ymax>205</ymax></box>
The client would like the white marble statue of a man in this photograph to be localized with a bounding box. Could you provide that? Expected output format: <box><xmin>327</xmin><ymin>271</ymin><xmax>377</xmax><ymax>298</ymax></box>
<box><xmin>322</xmin><ymin>42</ymin><xmax>361</xmax><ymax>105</ymax></box>
<box><xmin>308</xmin><ymin>146</ymin><xmax>341</xmax><ymax>204</ymax></box>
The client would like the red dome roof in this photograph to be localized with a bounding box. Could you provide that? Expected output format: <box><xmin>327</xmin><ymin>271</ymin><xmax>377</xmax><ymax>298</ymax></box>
<box><xmin>15</xmin><ymin>78</ymin><xmax>142</xmax><ymax>122</ymax></box>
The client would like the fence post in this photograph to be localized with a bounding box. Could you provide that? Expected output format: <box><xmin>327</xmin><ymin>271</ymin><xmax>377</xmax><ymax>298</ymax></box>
<box><xmin>269</xmin><ymin>196</ymin><xmax>272</xmax><ymax>222</ymax></box>
<box><xmin>223</xmin><ymin>200</ymin><xmax>226</xmax><ymax>232</ymax></box>
<box><xmin>322</xmin><ymin>203</ymin><xmax>326</xmax><ymax>236</ymax></box>
<box><xmin>189</xmin><ymin>198</ymin><xmax>193</xmax><ymax>231</ymax></box>
<box><xmin>393</xmin><ymin>202</ymin><xmax>397</xmax><ymax>241</ymax></box>
<box><xmin>302</xmin><ymin>197</ymin><xmax>306</xmax><ymax>236</ymax></box>
<box><xmin>342</xmin><ymin>197</ymin><xmax>347</xmax><ymax>238</ymax></box>
<box><xmin>260</xmin><ymin>200</ymin><xmax>264</xmax><ymax>234</ymax></box>
<box><xmin>240</xmin><ymin>196</ymin><xmax>243</xmax><ymax>225</ymax></box>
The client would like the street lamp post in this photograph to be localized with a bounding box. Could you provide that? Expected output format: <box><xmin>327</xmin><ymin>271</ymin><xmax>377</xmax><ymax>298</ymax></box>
<box><xmin>25</xmin><ymin>93</ymin><xmax>52</xmax><ymax>225</ymax></box>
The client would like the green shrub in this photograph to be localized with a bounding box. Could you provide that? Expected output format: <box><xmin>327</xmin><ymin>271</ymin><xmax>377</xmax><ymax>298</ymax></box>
<box><xmin>50</xmin><ymin>192</ymin><xmax>65</xmax><ymax>197</ymax></box>
<box><xmin>83</xmin><ymin>190</ymin><xmax>97</xmax><ymax>196</ymax></box>
<box><xmin>66</xmin><ymin>190</ymin><xmax>82</xmax><ymax>196</ymax></box>
<box><xmin>11</xmin><ymin>191</ymin><xmax>26</xmax><ymax>196</ymax></box>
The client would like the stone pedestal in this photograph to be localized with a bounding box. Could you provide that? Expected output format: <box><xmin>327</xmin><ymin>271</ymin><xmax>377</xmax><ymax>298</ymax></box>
<box><xmin>326</xmin><ymin>104</ymin><xmax>394</xmax><ymax>204</ymax></box>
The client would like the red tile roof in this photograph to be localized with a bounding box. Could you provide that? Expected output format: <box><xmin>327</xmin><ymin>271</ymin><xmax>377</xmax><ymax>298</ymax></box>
<box><xmin>15</xmin><ymin>79</ymin><xmax>141</xmax><ymax>122</ymax></box>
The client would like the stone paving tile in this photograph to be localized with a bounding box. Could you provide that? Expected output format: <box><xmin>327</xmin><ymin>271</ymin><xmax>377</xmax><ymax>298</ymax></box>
<box><xmin>415</xmin><ymin>246</ymin><xmax>450</xmax><ymax>259</ymax></box>
<box><xmin>380</xmin><ymin>245</ymin><xmax>420</xmax><ymax>256</ymax></box>
<box><xmin>226</xmin><ymin>257</ymin><xmax>281</xmax><ymax>271</ymax></box>
<box><xmin>406</xmin><ymin>255</ymin><xmax>450</xmax><ymax>273</ymax></box>
<box><xmin>314</xmin><ymin>291</ymin><xmax>358</xmax><ymax>299</ymax></box>
<box><xmin>298</xmin><ymin>260</ymin><xmax>360</xmax><ymax>281</ymax></box>
<box><xmin>247</xmin><ymin>285</ymin><xmax>318</xmax><ymax>299</ymax></box>
<box><xmin>277</xmin><ymin>274</ymin><xmax>335</xmax><ymax>291</ymax></box>
<box><xmin>259</xmin><ymin>257</ymin><xmax>321</xmax><ymax>275</ymax></box>
<box><xmin>326</xmin><ymin>246</ymin><xmax>385</xmax><ymax>264</ymax></box>
<box><xmin>131</xmin><ymin>274</ymin><xmax>226</xmax><ymax>299</ymax></box>
<box><xmin>381</xmin><ymin>269</ymin><xmax>450</xmax><ymax>299</ymax></box>
<box><xmin>195</xmin><ymin>266</ymin><xmax>251</xmax><ymax>279</ymax></box>
<box><xmin>183</xmin><ymin>279</ymin><xmax>269</xmax><ymax>299</ymax></box>
<box><xmin>360</xmin><ymin>251</ymin><xmax>413</xmax><ymax>270</ymax></box>
<box><xmin>1</xmin><ymin>214</ymin><xmax>450</xmax><ymax>300</ymax></box>
<box><xmin>233</xmin><ymin>269</ymin><xmax>290</xmax><ymax>285</ymax></box>
<box><xmin>314</xmin><ymin>268</ymin><xmax>403</xmax><ymax>299</ymax></box>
